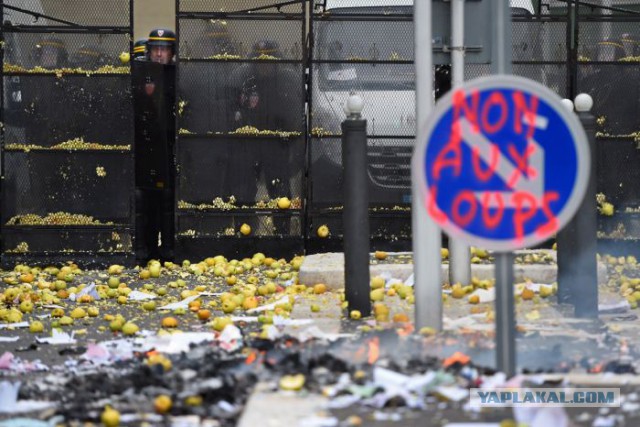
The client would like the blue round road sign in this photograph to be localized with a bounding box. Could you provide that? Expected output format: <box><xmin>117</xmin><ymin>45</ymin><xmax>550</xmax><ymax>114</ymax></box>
<box><xmin>414</xmin><ymin>75</ymin><xmax>590</xmax><ymax>251</ymax></box>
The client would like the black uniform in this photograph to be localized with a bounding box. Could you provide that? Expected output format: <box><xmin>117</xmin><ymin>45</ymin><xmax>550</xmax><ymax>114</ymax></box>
<box><xmin>133</xmin><ymin>60</ymin><xmax>176</xmax><ymax>261</ymax></box>
<box><xmin>227</xmin><ymin>61</ymin><xmax>303</xmax><ymax>201</ymax></box>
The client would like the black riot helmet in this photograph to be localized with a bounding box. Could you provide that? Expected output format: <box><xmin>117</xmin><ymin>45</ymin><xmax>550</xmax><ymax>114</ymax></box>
<box><xmin>203</xmin><ymin>19</ymin><xmax>235</xmax><ymax>56</ymax></box>
<box><xmin>147</xmin><ymin>28</ymin><xmax>176</xmax><ymax>50</ymax></box>
<box><xmin>34</xmin><ymin>37</ymin><xmax>68</xmax><ymax>68</ymax></box>
<box><xmin>596</xmin><ymin>38</ymin><xmax>625</xmax><ymax>61</ymax></box>
<box><xmin>70</xmin><ymin>45</ymin><xmax>106</xmax><ymax>68</ymax></box>
<box><xmin>132</xmin><ymin>39</ymin><xmax>147</xmax><ymax>60</ymax></box>
<box><xmin>147</xmin><ymin>28</ymin><xmax>176</xmax><ymax>64</ymax></box>
<box><xmin>250</xmin><ymin>39</ymin><xmax>282</xmax><ymax>59</ymax></box>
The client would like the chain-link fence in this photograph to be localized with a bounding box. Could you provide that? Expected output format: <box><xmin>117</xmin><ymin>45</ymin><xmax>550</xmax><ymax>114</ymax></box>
<box><xmin>175</xmin><ymin>0</ymin><xmax>307</xmax><ymax>260</ymax></box>
<box><xmin>1</xmin><ymin>0</ymin><xmax>135</xmax><ymax>266</ymax></box>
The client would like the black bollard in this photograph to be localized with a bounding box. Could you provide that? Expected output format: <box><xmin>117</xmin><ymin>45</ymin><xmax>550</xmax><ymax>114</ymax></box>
<box><xmin>557</xmin><ymin>97</ymin><xmax>598</xmax><ymax>318</ymax></box>
<box><xmin>342</xmin><ymin>102</ymin><xmax>371</xmax><ymax>317</ymax></box>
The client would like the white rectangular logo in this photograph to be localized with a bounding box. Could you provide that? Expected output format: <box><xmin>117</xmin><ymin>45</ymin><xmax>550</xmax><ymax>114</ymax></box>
<box><xmin>469</xmin><ymin>388</ymin><xmax>621</xmax><ymax>408</ymax></box>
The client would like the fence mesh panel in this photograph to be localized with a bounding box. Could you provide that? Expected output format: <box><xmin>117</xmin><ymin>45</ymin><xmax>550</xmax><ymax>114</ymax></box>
<box><xmin>175</xmin><ymin>0</ymin><xmax>306</xmax><ymax>253</ymax></box>
<box><xmin>179</xmin><ymin>0</ymin><xmax>302</xmax><ymax>14</ymax></box>
<box><xmin>1</xmin><ymin>0</ymin><xmax>134</xmax><ymax>265</ymax></box>
<box><xmin>4</xmin><ymin>0</ymin><xmax>130</xmax><ymax>26</ymax></box>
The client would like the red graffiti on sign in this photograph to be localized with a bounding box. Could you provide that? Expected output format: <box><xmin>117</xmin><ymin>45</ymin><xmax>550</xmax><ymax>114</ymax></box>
<box><xmin>427</xmin><ymin>88</ymin><xmax>559</xmax><ymax>238</ymax></box>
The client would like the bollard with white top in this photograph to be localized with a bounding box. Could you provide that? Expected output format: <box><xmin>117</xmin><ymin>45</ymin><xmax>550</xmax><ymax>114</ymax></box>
<box><xmin>557</xmin><ymin>93</ymin><xmax>599</xmax><ymax>318</ymax></box>
<box><xmin>561</xmin><ymin>98</ymin><xmax>575</xmax><ymax>112</ymax></box>
<box><xmin>342</xmin><ymin>93</ymin><xmax>371</xmax><ymax>317</ymax></box>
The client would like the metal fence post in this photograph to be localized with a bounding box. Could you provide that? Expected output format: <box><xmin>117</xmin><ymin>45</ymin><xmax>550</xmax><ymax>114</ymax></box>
<box><xmin>558</xmin><ymin>94</ymin><xmax>598</xmax><ymax>317</ymax></box>
<box><xmin>558</xmin><ymin>93</ymin><xmax>598</xmax><ymax>318</ymax></box>
<box><xmin>449</xmin><ymin>0</ymin><xmax>471</xmax><ymax>288</ymax></box>
<box><xmin>413</xmin><ymin>0</ymin><xmax>443</xmax><ymax>331</ymax></box>
<box><xmin>342</xmin><ymin>94</ymin><xmax>371</xmax><ymax>317</ymax></box>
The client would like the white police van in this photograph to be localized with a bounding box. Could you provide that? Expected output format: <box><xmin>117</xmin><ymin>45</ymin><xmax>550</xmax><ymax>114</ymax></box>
<box><xmin>311</xmin><ymin>0</ymin><xmax>536</xmax><ymax>202</ymax></box>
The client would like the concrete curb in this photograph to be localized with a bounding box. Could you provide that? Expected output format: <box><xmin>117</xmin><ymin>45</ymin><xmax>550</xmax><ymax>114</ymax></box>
<box><xmin>237</xmin><ymin>382</ymin><xmax>329</xmax><ymax>427</ymax></box>
<box><xmin>299</xmin><ymin>250</ymin><xmax>608</xmax><ymax>290</ymax></box>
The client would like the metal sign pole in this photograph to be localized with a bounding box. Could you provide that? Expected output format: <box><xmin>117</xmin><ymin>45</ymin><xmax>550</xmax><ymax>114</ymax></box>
<box><xmin>492</xmin><ymin>0</ymin><xmax>516</xmax><ymax>377</ymax></box>
<box><xmin>492</xmin><ymin>0</ymin><xmax>512</xmax><ymax>75</ymax></box>
<box><xmin>495</xmin><ymin>252</ymin><xmax>516</xmax><ymax>376</ymax></box>
<box><xmin>449</xmin><ymin>0</ymin><xmax>471</xmax><ymax>288</ymax></box>
<box><xmin>413</xmin><ymin>0</ymin><xmax>442</xmax><ymax>331</ymax></box>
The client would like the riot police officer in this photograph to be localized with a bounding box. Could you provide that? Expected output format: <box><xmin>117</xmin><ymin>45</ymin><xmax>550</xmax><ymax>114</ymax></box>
<box><xmin>132</xmin><ymin>39</ymin><xmax>147</xmax><ymax>61</ymax></box>
<box><xmin>33</xmin><ymin>37</ymin><xmax>68</xmax><ymax>69</ymax></box>
<box><xmin>197</xmin><ymin>19</ymin><xmax>236</xmax><ymax>58</ymax></box>
<box><xmin>147</xmin><ymin>28</ymin><xmax>176</xmax><ymax>64</ymax></box>
<box><xmin>227</xmin><ymin>40</ymin><xmax>303</xmax><ymax>232</ymax></box>
<box><xmin>134</xmin><ymin>28</ymin><xmax>177</xmax><ymax>261</ymax></box>
<box><xmin>70</xmin><ymin>45</ymin><xmax>107</xmax><ymax>68</ymax></box>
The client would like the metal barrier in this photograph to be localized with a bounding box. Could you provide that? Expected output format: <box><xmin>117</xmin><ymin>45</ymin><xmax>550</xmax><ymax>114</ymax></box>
<box><xmin>307</xmin><ymin>2</ymin><xmax>414</xmax><ymax>253</ymax></box>
<box><xmin>0</xmin><ymin>0</ymin><xmax>135</xmax><ymax>266</ymax></box>
<box><xmin>0</xmin><ymin>0</ymin><xmax>638</xmax><ymax>263</ymax></box>
<box><xmin>174</xmin><ymin>0</ymin><xmax>307</xmax><ymax>260</ymax></box>
<box><xmin>576</xmin><ymin>11</ymin><xmax>640</xmax><ymax>254</ymax></box>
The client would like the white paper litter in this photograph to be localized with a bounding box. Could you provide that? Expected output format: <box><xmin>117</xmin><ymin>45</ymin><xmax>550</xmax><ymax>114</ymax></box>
<box><xmin>81</xmin><ymin>343</ymin><xmax>113</xmax><ymax>364</ymax></box>
<box><xmin>273</xmin><ymin>316</ymin><xmax>314</xmax><ymax>327</ymax></box>
<box><xmin>230</xmin><ymin>316</ymin><xmax>259</xmax><ymax>322</ymax></box>
<box><xmin>404</xmin><ymin>273</ymin><xmax>415</xmax><ymax>287</ymax></box>
<box><xmin>444</xmin><ymin>314</ymin><xmax>492</xmax><ymax>331</ymax></box>
<box><xmin>119</xmin><ymin>413</ymin><xmax>163</xmax><ymax>423</ymax></box>
<box><xmin>158</xmin><ymin>292</ymin><xmax>220</xmax><ymax>310</ymax></box>
<box><xmin>69</xmin><ymin>283</ymin><xmax>100</xmax><ymax>301</ymax></box>
<box><xmin>599</xmin><ymin>300</ymin><xmax>631</xmax><ymax>314</ymax></box>
<box><xmin>0</xmin><ymin>337</ymin><xmax>19</xmax><ymax>343</ymax></box>
<box><xmin>0</xmin><ymin>381</ymin><xmax>19</xmax><ymax>409</ymax></box>
<box><xmin>479</xmin><ymin>372</ymin><xmax>508</xmax><ymax>389</ymax></box>
<box><xmin>89</xmin><ymin>339</ymin><xmax>142</xmax><ymax>362</ymax></box>
<box><xmin>168</xmin><ymin>415</ymin><xmax>216</xmax><ymax>427</ymax></box>
<box><xmin>377</xmin><ymin>272</ymin><xmax>393</xmax><ymax>284</ymax></box>
<box><xmin>405</xmin><ymin>371</ymin><xmax>438</xmax><ymax>394</ymax></box>
<box><xmin>0</xmin><ymin>322</ymin><xmax>29</xmax><ymax>330</ymax></box>
<box><xmin>373</xmin><ymin>367</ymin><xmax>411</xmax><ymax>389</ymax></box>
<box><xmin>523</xmin><ymin>283</ymin><xmax>544</xmax><ymax>292</ymax></box>
<box><xmin>468</xmin><ymin>288</ymin><xmax>496</xmax><ymax>303</ymax></box>
<box><xmin>218</xmin><ymin>325</ymin><xmax>243</xmax><ymax>352</ymax></box>
<box><xmin>127</xmin><ymin>291</ymin><xmax>157</xmax><ymax>301</ymax></box>
<box><xmin>262</xmin><ymin>325</ymin><xmax>282</xmax><ymax>340</ymax></box>
<box><xmin>298</xmin><ymin>415</ymin><xmax>339</xmax><ymax>427</ymax></box>
<box><xmin>0</xmin><ymin>381</ymin><xmax>54</xmax><ymax>414</ymax></box>
<box><xmin>326</xmin><ymin>394</ymin><xmax>361</xmax><ymax>409</ymax></box>
<box><xmin>143</xmin><ymin>332</ymin><xmax>214</xmax><ymax>354</ymax></box>
<box><xmin>246</xmin><ymin>295</ymin><xmax>291</xmax><ymax>314</ymax></box>
<box><xmin>0</xmin><ymin>352</ymin><xmax>48</xmax><ymax>373</ymax></box>
<box><xmin>36</xmin><ymin>330</ymin><xmax>76</xmax><ymax>345</ymax></box>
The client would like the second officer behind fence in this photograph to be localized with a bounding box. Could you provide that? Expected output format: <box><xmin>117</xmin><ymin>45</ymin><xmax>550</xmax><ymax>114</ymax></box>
<box><xmin>227</xmin><ymin>40</ymin><xmax>303</xmax><ymax>232</ymax></box>
<box><xmin>132</xmin><ymin>39</ymin><xmax>147</xmax><ymax>61</ymax></box>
